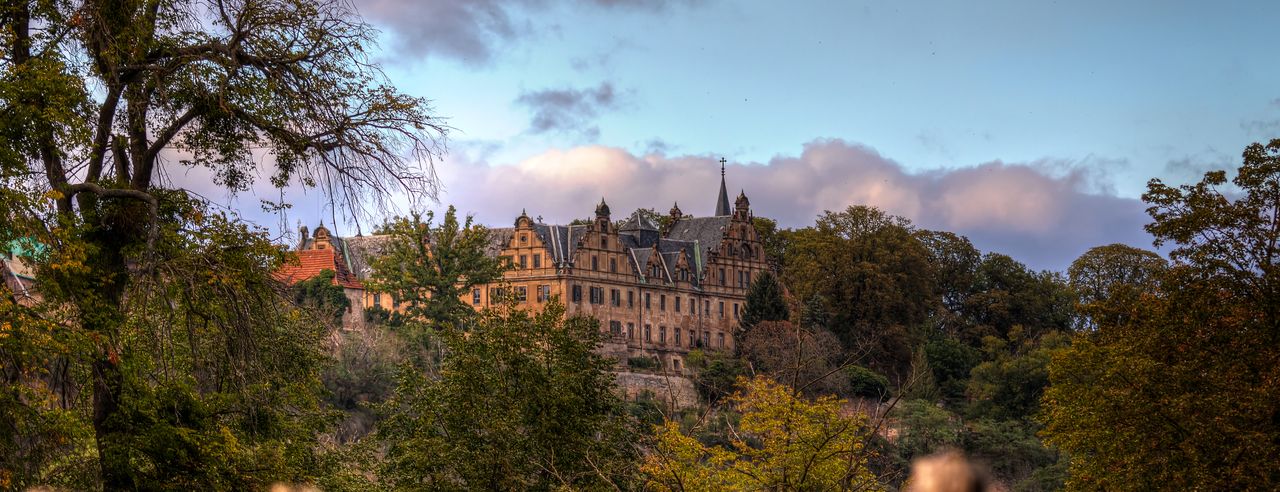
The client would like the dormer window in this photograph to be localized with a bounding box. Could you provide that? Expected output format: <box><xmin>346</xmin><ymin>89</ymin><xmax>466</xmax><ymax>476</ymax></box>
<box><xmin>601</xmin><ymin>236</ymin><xmax>608</xmax><ymax>249</ymax></box>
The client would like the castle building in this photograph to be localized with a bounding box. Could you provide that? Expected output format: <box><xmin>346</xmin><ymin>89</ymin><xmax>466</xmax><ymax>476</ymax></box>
<box><xmin>283</xmin><ymin>168</ymin><xmax>770</xmax><ymax>373</ymax></box>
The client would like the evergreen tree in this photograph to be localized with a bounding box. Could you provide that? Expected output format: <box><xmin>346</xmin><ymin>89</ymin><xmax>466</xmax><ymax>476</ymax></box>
<box><xmin>740</xmin><ymin>270</ymin><xmax>789</xmax><ymax>332</ymax></box>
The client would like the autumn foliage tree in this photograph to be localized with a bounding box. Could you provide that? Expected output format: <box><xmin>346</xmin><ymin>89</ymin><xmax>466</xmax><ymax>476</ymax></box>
<box><xmin>1043</xmin><ymin>139</ymin><xmax>1280</xmax><ymax>489</ymax></box>
<box><xmin>642</xmin><ymin>376</ymin><xmax>881</xmax><ymax>491</ymax></box>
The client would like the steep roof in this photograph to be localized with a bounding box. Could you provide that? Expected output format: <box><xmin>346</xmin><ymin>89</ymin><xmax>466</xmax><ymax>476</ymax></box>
<box><xmin>666</xmin><ymin>215</ymin><xmax>731</xmax><ymax>268</ymax></box>
<box><xmin>339</xmin><ymin>235</ymin><xmax>395</xmax><ymax>281</ymax></box>
<box><xmin>715</xmin><ymin>173</ymin><xmax>731</xmax><ymax>216</ymax></box>
<box><xmin>275</xmin><ymin>248</ymin><xmax>362</xmax><ymax>289</ymax></box>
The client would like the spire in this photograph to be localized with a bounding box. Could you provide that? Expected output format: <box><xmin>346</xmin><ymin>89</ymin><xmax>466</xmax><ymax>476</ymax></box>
<box><xmin>715</xmin><ymin>157</ymin><xmax>731</xmax><ymax>216</ymax></box>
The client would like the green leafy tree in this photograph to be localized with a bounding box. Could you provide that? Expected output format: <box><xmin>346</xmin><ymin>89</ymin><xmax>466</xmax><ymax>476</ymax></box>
<box><xmin>783</xmin><ymin>206</ymin><xmax>936</xmax><ymax>377</ymax></box>
<box><xmin>364</xmin><ymin>206</ymin><xmax>505</xmax><ymax>335</ymax></box>
<box><xmin>1067</xmin><ymin>244</ymin><xmax>1166</xmax><ymax>330</ymax></box>
<box><xmin>377</xmin><ymin>300</ymin><xmax>637</xmax><ymax>490</ymax></box>
<box><xmin>1</xmin><ymin>0</ymin><xmax>443</xmax><ymax>486</ymax></box>
<box><xmin>915</xmin><ymin>229</ymin><xmax>982</xmax><ymax>314</ymax></box>
<box><xmin>687</xmin><ymin>349</ymin><xmax>748</xmax><ymax>404</ymax></box>
<box><xmin>1043</xmin><ymin>139</ymin><xmax>1280</xmax><ymax>489</ymax></box>
<box><xmin>961</xmin><ymin>254</ymin><xmax>1074</xmax><ymax>344</ymax></box>
<box><xmin>739</xmin><ymin>270</ymin><xmax>789</xmax><ymax>332</ymax></box>
<box><xmin>895</xmin><ymin>399</ymin><xmax>963</xmax><ymax>462</ymax></box>
<box><xmin>966</xmin><ymin>331</ymin><xmax>1068</xmax><ymax>421</ymax></box>
<box><xmin>293</xmin><ymin>269</ymin><xmax>352</xmax><ymax>325</ymax></box>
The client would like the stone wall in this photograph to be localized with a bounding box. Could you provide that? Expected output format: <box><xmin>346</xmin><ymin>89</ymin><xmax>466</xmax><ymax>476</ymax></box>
<box><xmin>614</xmin><ymin>371</ymin><xmax>700</xmax><ymax>409</ymax></box>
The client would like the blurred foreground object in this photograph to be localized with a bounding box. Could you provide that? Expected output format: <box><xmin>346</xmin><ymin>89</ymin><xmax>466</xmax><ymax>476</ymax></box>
<box><xmin>907</xmin><ymin>451</ymin><xmax>990</xmax><ymax>492</ymax></box>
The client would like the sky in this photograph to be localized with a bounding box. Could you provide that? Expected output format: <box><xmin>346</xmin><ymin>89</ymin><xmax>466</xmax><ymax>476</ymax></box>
<box><xmin>210</xmin><ymin>0</ymin><xmax>1280</xmax><ymax>271</ymax></box>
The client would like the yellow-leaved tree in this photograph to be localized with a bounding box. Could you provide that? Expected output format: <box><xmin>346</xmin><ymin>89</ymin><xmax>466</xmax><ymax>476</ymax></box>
<box><xmin>641</xmin><ymin>376</ymin><xmax>883</xmax><ymax>491</ymax></box>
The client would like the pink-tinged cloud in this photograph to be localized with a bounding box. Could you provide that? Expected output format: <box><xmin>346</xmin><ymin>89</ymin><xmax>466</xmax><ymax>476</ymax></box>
<box><xmin>437</xmin><ymin>139</ymin><xmax>1155</xmax><ymax>271</ymax></box>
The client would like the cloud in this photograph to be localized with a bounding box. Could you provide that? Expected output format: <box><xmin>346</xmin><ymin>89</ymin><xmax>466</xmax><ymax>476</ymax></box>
<box><xmin>436</xmin><ymin>139</ymin><xmax>1156</xmax><ymax>271</ymax></box>
<box><xmin>514</xmin><ymin>82</ymin><xmax>626</xmax><ymax>138</ymax></box>
<box><xmin>354</xmin><ymin>0</ymin><xmax>693</xmax><ymax>66</ymax></box>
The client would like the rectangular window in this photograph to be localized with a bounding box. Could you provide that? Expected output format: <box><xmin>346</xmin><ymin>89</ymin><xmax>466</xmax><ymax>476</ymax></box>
<box><xmin>675</xmin><ymin>297</ymin><xmax>682</xmax><ymax>313</ymax></box>
<box><xmin>601</xmin><ymin>237</ymin><xmax>608</xmax><ymax>249</ymax></box>
<box><xmin>719</xmin><ymin>268</ymin><xmax>726</xmax><ymax>286</ymax></box>
<box><xmin>645</xmin><ymin>324</ymin><xmax>652</xmax><ymax>342</ymax></box>
<box><xmin>538</xmin><ymin>285</ymin><xmax>551</xmax><ymax>302</ymax></box>
<box><xmin>660</xmin><ymin>326</ymin><xmax>667</xmax><ymax>344</ymax></box>
<box><xmin>705</xmin><ymin>300</ymin><xmax>710</xmax><ymax>316</ymax></box>
<box><xmin>674</xmin><ymin>359</ymin><xmax>681</xmax><ymax>370</ymax></box>
<box><xmin>609</xmin><ymin>320</ymin><xmax>622</xmax><ymax>336</ymax></box>
<box><xmin>719</xmin><ymin>301</ymin><xmax>725</xmax><ymax>318</ymax></box>
<box><xmin>533</xmin><ymin>254</ymin><xmax>542</xmax><ymax>268</ymax></box>
<box><xmin>689</xmin><ymin>330</ymin><xmax>696</xmax><ymax>347</ymax></box>
<box><xmin>691</xmin><ymin>298</ymin><xmax>696</xmax><ymax>314</ymax></box>
<box><xmin>572</xmin><ymin>285</ymin><xmax>582</xmax><ymax>303</ymax></box>
<box><xmin>675</xmin><ymin>329</ymin><xmax>682</xmax><ymax>347</ymax></box>
<box><xmin>718</xmin><ymin>333</ymin><xmax>726</xmax><ymax>348</ymax></box>
<box><xmin>515</xmin><ymin>286</ymin><xmax>527</xmax><ymax>302</ymax></box>
<box><xmin>703</xmin><ymin>331</ymin><xmax>711</xmax><ymax>347</ymax></box>
<box><xmin>472</xmin><ymin>288</ymin><xmax>481</xmax><ymax>305</ymax></box>
<box><xmin>519</xmin><ymin>255</ymin><xmax>527</xmax><ymax>269</ymax></box>
<box><xmin>592</xmin><ymin>256</ymin><xmax>599</xmax><ymax>271</ymax></box>
<box><xmin>628</xmin><ymin>290</ymin><xmax>634</xmax><ymax>308</ymax></box>
<box><xmin>610</xmin><ymin>258</ymin><xmax>618</xmax><ymax>273</ymax></box>
<box><xmin>490</xmin><ymin>287</ymin><xmax>505</xmax><ymax>300</ymax></box>
<box><xmin>734</xmin><ymin>303</ymin><xmax>739</xmax><ymax>319</ymax></box>
<box><xmin>590</xmin><ymin>286</ymin><xmax>604</xmax><ymax>304</ymax></box>
<box><xmin>628</xmin><ymin>322</ymin><xmax>635</xmax><ymax>340</ymax></box>
<box><xmin>660</xmin><ymin>295</ymin><xmax>666</xmax><ymax>311</ymax></box>
<box><xmin>645</xmin><ymin>293</ymin><xmax>651</xmax><ymax>309</ymax></box>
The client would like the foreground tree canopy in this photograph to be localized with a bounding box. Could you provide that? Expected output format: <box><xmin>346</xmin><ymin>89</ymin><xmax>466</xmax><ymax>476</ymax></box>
<box><xmin>1043</xmin><ymin>138</ymin><xmax>1280</xmax><ymax>489</ymax></box>
<box><xmin>1</xmin><ymin>0</ymin><xmax>444</xmax><ymax>487</ymax></box>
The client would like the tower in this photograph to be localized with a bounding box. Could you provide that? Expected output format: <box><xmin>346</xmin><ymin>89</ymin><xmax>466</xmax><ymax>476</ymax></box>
<box><xmin>715</xmin><ymin>157</ymin><xmax>731</xmax><ymax>216</ymax></box>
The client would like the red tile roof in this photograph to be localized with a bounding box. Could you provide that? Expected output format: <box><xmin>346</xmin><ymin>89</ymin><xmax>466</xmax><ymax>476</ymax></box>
<box><xmin>274</xmin><ymin>248</ymin><xmax>363</xmax><ymax>289</ymax></box>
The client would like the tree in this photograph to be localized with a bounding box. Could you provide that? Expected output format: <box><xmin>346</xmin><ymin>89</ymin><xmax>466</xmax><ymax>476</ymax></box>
<box><xmin>961</xmin><ymin>254</ymin><xmax>1074</xmax><ymax>344</ymax></box>
<box><xmin>641</xmin><ymin>376</ymin><xmax>882</xmax><ymax>491</ymax></box>
<box><xmin>364</xmin><ymin>206</ymin><xmax>505</xmax><ymax>335</ymax></box>
<box><xmin>1042</xmin><ymin>139</ymin><xmax>1280</xmax><ymax>489</ymax></box>
<box><xmin>783</xmin><ymin>206</ymin><xmax>936</xmax><ymax>378</ymax></box>
<box><xmin>736</xmin><ymin>320</ymin><xmax>847</xmax><ymax>396</ymax></box>
<box><xmin>1067</xmin><ymin>244</ymin><xmax>1166</xmax><ymax>329</ymax></box>
<box><xmin>739</xmin><ymin>270</ymin><xmax>789</xmax><ymax>332</ymax></box>
<box><xmin>377</xmin><ymin>300</ymin><xmax>637</xmax><ymax>490</ymax></box>
<box><xmin>2</xmin><ymin>0</ymin><xmax>443</xmax><ymax>486</ymax></box>
<box><xmin>915</xmin><ymin>229</ymin><xmax>981</xmax><ymax>314</ymax></box>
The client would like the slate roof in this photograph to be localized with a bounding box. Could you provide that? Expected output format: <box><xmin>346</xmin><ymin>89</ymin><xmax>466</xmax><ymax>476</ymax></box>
<box><xmin>666</xmin><ymin>216</ymin><xmax>731</xmax><ymax>269</ymax></box>
<box><xmin>339</xmin><ymin>235</ymin><xmax>395</xmax><ymax>281</ymax></box>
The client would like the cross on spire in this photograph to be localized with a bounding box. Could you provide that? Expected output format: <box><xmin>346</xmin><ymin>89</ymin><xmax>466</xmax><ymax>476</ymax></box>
<box><xmin>719</xmin><ymin>157</ymin><xmax>726</xmax><ymax>176</ymax></box>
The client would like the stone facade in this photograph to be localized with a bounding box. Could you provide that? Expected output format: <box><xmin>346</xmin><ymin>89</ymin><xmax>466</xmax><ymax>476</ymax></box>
<box><xmin>289</xmin><ymin>174</ymin><xmax>771</xmax><ymax>378</ymax></box>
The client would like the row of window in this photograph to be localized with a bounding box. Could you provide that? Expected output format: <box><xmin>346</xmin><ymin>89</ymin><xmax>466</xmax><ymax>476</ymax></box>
<box><xmin>607</xmin><ymin>320</ymin><xmax>726</xmax><ymax>349</ymax></box>
<box><xmin>570</xmin><ymin>285</ymin><xmax>742</xmax><ymax>319</ymax></box>
<box><xmin>500</xmin><ymin>251</ymin><xmax>756</xmax><ymax>291</ymax></box>
<box><xmin>472</xmin><ymin>285</ymin><xmax>553</xmax><ymax>304</ymax></box>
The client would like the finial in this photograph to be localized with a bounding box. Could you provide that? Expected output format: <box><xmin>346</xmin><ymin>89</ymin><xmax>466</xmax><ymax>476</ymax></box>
<box><xmin>719</xmin><ymin>157</ymin><xmax>726</xmax><ymax>177</ymax></box>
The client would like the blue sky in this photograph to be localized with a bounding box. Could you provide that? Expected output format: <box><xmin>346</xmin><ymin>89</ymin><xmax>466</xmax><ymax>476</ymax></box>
<box><xmin>260</xmin><ymin>0</ymin><xmax>1280</xmax><ymax>270</ymax></box>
